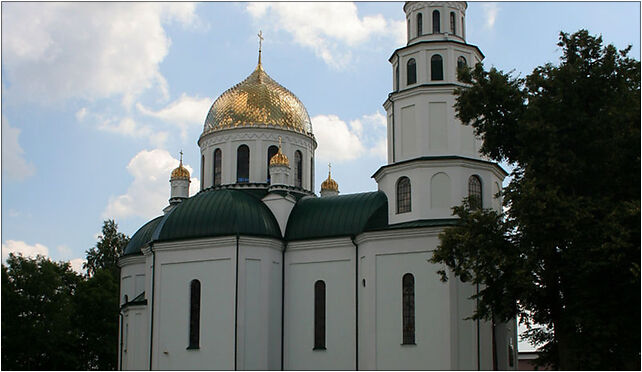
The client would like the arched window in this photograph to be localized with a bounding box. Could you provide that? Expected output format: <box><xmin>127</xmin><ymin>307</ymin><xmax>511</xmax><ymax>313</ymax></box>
<box><xmin>295</xmin><ymin>150</ymin><xmax>303</xmax><ymax>188</ymax></box>
<box><xmin>200</xmin><ymin>155</ymin><xmax>205</xmax><ymax>190</ymax></box>
<box><xmin>461</xmin><ymin>16</ymin><xmax>465</xmax><ymax>38</ymax></box>
<box><xmin>395</xmin><ymin>65</ymin><xmax>400</xmax><ymax>91</ymax></box>
<box><xmin>237</xmin><ymin>145</ymin><xmax>250</xmax><ymax>183</ymax></box>
<box><xmin>407</xmin><ymin>19</ymin><xmax>410</xmax><ymax>40</ymax></box>
<box><xmin>266</xmin><ymin>145</ymin><xmax>278</xmax><ymax>183</ymax></box>
<box><xmin>188</xmin><ymin>279</ymin><xmax>201</xmax><ymax>349</ymax></box>
<box><xmin>406</xmin><ymin>59</ymin><xmax>417</xmax><ymax>86</ymax></box>
<box><xmin>431</xmin><ymin>54</ymin><xmax>444</xmax><ymax>81</ymax></box>
<box><xmin>457</xmin><ymin>56</ymin><xmax>467</xmax><ymax>81</ymax></box>
<box><xmin>314</xmin><ymin>280</ymin><xmax>326</xmax><ymax>350</ymax></box>
<box><xmin>396</xmin><ymin>177</ymin><xmax>411</xmax><ymax>213</ymax></box>
<box><xmin>311</xmin><ymin>157</ymin><xmax>315</xmax><ymax>193</ymax></box>
<box><xmin>450</xmin><ymin>12</ymin><xmax>456</xmax><ymax>34</ymax></box>
<box><xmin>468</xmin><ymin>175</ymin><xmax>482</xmax><ymax>209</ymax></box>
<box><xmin>416</xmin><ymin>13</ymin><xmax>423</xmax><ymax>37</ymax></box>
<box><xmin>213</xmin><ymin>148</ymin><xmax>222</xmax><ymax>186</ymax></box>
<box><xmin>402</xmin><ymin>273</ymin><xmax>415</xmax><ymax>344</ymax></box>
<box><xmin>432</xmin><ymin>10</ymin><xmax>440</xmax><ymax>33</ymax></box>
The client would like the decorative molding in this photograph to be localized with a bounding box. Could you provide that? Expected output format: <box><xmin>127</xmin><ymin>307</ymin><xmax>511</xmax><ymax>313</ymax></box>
<box><xmin>287</xmin><ymin>237</ymin><xmax>354</xmax><ymax>251</ymax></box>
<box><xmin>118</xmin><ymin>254</ymin><xmax>145</xmax><ymax>267</ymax></box>
<box><xmin>355</xmin><ymin>227</ymin><xmax>444</xmax><ymax>245</ymax></box>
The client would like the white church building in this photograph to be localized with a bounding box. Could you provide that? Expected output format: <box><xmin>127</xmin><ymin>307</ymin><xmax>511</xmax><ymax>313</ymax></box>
<box><xmin>118</xmin><ymin>2</ymin><xmax>518</xmax><ymax>370</ymax></box>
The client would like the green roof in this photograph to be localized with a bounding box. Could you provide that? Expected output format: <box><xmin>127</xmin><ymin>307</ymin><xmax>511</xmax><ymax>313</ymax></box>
<box><xmin>155</xmin><ymin>188</ymin><xmax>281</xmax><ymax>242</ymax></box>
<box><xmin>123</xmin><ymin>216</ymin><xmax>163</xmax><ymax>256</ymax></box>
<box><xmin>285</xmin><ymin>191</ymin><xmax>388</xmax><ymax>241</ymax></box>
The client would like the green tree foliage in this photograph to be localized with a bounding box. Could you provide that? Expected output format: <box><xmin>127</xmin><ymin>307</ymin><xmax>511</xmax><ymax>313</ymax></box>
<box><xmin>1</xmin><ymin>254</ymin><xmax>83</xmax><ymax>370</ymax></box>
<box><xmin>2</xmin><ymin>220</ymin><xmax>130</xmax><ymax>370</ymax></box>
<box><xmin>432</xmin><ymin>30</ymin><xmax>640</xmax><ymax>370</ymax></box>
<box><xmin>84</xmin><ymin>219</ymin><xmax>129</xmax><ymax>277</ymax></box>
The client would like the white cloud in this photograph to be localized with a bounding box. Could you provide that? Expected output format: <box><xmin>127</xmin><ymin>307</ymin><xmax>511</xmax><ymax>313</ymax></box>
<box><xmin>246</xmin><ymin>2</ymin><xmax>399</xmax><ymax>69</ymax></box>
<box><xmin>69</xmin><ymin>258</ymin><xmax>87</xmax><ymax>275</ymax></box>
<box><xmin>2</xmin><ymin>2</ymin><xmax>197</xmax><ymax>106</ymax></box>
<box><xmin>1</xmin><ymin>117</ymin><xmax>36</xmax><ymax>181</ymax></box>
<box><xmin>103</xmin><ymin>149</ymin><xmax>199</xmax><ymax>220</ymax></box>
<box><xmin>482</xmin><ymin>3</ymin><xmax>499</xmax><ymax>29</ymax></box>
<box><xmin>137</xmin><ymin>94</ymin><xmax>212</xmax><ymax>139</ymax></box>
<box><xmin>2</xmin><ymin>240</ymin><xmax>49</xmax><ymax>261</ymax></box>
<box><xmin>76</xmin><ymin>107</ymin><xmax>88</xmax><ymax>122</ymax></box>
<box><xmin>312</xmin><ymin>110</ymin><xmax>387</xmax><ymax>163</ymax></box>
<box><xmin>95</xmin><ymin>117</ymin><xmax>169</xmax><ymax>148</ymax></box>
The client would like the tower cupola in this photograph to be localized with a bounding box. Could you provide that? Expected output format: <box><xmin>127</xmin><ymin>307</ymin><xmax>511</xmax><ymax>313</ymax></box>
<box><xmin>169</xmin><ymin>151</ymin><xmax>190</xmax><ymax>205</ymax></box>
<box><xmin>320</xmin><ymin>164</ymin><xmax>339</xmax><ymax>197</ymax></box>
<box><xmin>268</xmin><ymin>137</ymin><xmax>291</xmax><ymax>187</ymax></box>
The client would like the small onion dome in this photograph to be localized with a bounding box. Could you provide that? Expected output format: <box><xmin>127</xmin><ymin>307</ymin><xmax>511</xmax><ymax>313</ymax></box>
<box><xmin>320</xmin><ymin>165</ymin><xmax>339</xmax><ymax>192</ymax></box>
<box><xmin>171</xmin><ymin>156</ymin><xmax>190</xmax><ymax>181</ymax></box>
<box><xmin>269</xmin><ymin>145</ymin><xmax>290</xmax><ymax>167</ymax></box>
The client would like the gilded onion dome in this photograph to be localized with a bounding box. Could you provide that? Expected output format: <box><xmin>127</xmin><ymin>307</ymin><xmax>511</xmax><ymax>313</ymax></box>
<box><xmin>202</xmin><ymin>61</ymin><xmax>313</xmax><ymax>137</ymax></box>
<box><xmin>269</xmin><ymin>137</ymin><xmax>290</xmax><ymax>167</ymax></box>
<box><xmin>320</xmin><ymin>165</ymin><xmax>339</xmax><ymax>192</ymax></box>
<box><xmin>171</xmin><ymin>153</ymin><xmax>190</xmax><ymax>181</ymax></box>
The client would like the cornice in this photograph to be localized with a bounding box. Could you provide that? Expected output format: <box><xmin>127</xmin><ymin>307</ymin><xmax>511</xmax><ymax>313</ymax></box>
<box><xmin>372</xmin><ymin>155</ymin><xmax>508</xmax><ymax>180</ymax></box>
<box><xmin>118</xmin><ymin>254</ymin><xmax>145</xmax><ymax>268</ymax></box>
<box><xmin>355</xmin><ymin>226</ymin><xmax>445</xmax><ymax>245</ymax></box>
<box><xmin>198</xmin><ymin>126</ymin><xmax>317</xmax><ymax>150</ymax></box>
<box><xmin>287</xmin><ymin>237</ymin><xmax>354</xmax><ymax>251</ymax></box>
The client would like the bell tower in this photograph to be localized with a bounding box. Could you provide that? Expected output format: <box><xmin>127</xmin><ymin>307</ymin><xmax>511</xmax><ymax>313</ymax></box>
<box><xmin>375</xmin><ymin>1</ymin><xmax>507</xmax><ymax>225</ymax></box>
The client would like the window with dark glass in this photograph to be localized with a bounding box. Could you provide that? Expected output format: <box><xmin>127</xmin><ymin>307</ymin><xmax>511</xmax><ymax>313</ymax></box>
<box><xmin>461</xmin><ymin>16</ymin><xmax>465</xmax><ymax>38</ymax></box>
<box><xmin>200</xmin><ymin>155</ymin><xmax>205</xmax><ymax>190</ymax></box>
<box><xmin>431</xmin><ymin>54</ymin><xmax>444</xmax><ymax>81</ymax></box>
<box><xmin>432</xmin><ymin>10</ymin><xmax>440</xmax><ymax>33</ymax></box>
<box><xmin>314</xmin><ymin>280</ymin><xmax>326</xmax><ymax>350</ymax></box>
<box><xmin>402</xmin><ymin>273</ymin><xmax>415</xmax><ymax>345</ymax></box>
<box><xmin>266</xmin><ymin>145</ymin><xmax>278</xmax><ymax>182</ymax></box>
<box><xmin>188</xmin><ymin>279</ymin><xmax>201</xmax><ymax>349</ymax></box>
<box><xmin>468</xmin><ymin>175</ymin><xmax>482</xmax><ymax>209</ymax></box>
<box><xmin>457</xmin><ymin>56</ymin><xmax>467</xmax><ymax>81</ymax></box>
<box><xmin>395</xmin><ymin>65</ymin><xmax>400</xmax><ymax>91</ymax></box>
<box><xmin>406</xmin><ymin>59</ymin><xmax>417</xmax><ymax>86</ymax></box>
<box><xmin>310</xmin><ymin>157</ymin><xmax>315</xmax><ymax>193</ymax></box>
<box><xmin>396</xmin><ymin>176</ymin><xmax>411</xmax><ymax>213</ymax></box>
<box><xmin>450</xmin><ymin>12</ymin><xmax>456</xmax><ymax>34</ymax></box>
<box><xmin>416</xmin><ymin>13</ymin><xmax>423</xmax><ymax>37</ymax></box>
<box><xmin>213</xmin><ymin>148</ymin><xmax>222</xmax><ymax>186</ymax></box>
<box><xmin>237</xmin><ymin>145</ymin><xmax>250</xmax><ymax>183</ymax></box>
<box><xmin>295</xmin><ymin>150</ymin><xmax>303</xmax><ymax>188</ymax></box>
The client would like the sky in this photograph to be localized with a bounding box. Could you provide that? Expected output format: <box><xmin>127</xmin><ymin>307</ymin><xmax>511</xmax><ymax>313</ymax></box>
<box><xmin>1</xmin><ymin>1</ymin><xmax>640</xmax><ymax>350</ymax></box>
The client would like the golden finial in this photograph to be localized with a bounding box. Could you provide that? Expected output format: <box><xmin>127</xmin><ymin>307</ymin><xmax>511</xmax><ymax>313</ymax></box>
<box><xmin>321</xmin><ymin>162</ymin><xmax>339</xmax><ymax>192</ymax></box>
<box><xmin>257</xmin><ymin>30</ymin><xmax>264</xmax><ymax>66</ymax></box>
<box><xmin>171</xmin><ymin>149</ymin><xmax>190</xmax><ymax>180</ymax></box>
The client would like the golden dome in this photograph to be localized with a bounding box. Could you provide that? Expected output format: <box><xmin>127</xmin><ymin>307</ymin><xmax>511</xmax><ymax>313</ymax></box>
<box><xmin>320</xmin><ymin>164</ymin><xmax>339</xmax><ymax>192</ymax></box>
<box><xmin>171</xmin><ymin>153</ymin><xmax>190</xmax><ymax>181</ymax></box>
<box><xmin>269</xmin><ymin>137</ymin><xmax>290</xmax><ymax>167</ymax></box>
<box><xmin>202</xmin><ymin>62</ymin><xmax>313</xmax><ymax>137</ymax></box>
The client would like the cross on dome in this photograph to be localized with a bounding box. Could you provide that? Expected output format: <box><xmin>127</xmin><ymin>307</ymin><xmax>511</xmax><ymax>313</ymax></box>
<box><xmin>258</xmin><ymin>30</ymin><xmax>264</xmax><ymax>65</ymax></box>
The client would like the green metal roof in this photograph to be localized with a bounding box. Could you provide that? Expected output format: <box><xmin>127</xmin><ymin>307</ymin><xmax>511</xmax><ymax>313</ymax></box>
<box><xmin>155</xmin><ymin>188</ymin><xmax>281</xmax><ymax>242</ymax></box>
<box><xmin>285</xmin><ymin>191</ymin><xmax>388</xmax><ymax>241</ymax></box>
<box><xmin>123</xmin><ymin>216</ymin><xmax>163</xmax><ymax>256</ymax></box>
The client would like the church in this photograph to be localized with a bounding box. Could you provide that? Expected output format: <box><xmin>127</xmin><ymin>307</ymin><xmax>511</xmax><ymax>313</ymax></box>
<box><xmin>118</xmin><ymin>2</ymin><xmax>518</xmax><ymax>370</ymax></box>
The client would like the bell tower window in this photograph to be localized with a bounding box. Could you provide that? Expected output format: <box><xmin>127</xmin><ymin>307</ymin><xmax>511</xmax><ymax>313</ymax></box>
<box><xmin>457</xmin><ymin>56</ymin><xmax>467</xmax><ymax>81</ymax></box>
<box><xmin>406</xmin><ymin>59</ymin><xmax>417</xmax><ymax>86</ymax></box>
<box><xmin>396</xmin><ymin>176</ymin><xmax>411</xmax><ymax>213</ymax></box>
<box><xmin>416</xmin><ymin>13</ymin><xmax>423</xmax><ymax>37</ymax></box>
<box><xmin>431</xmin><ymin>54</ymin><xmax>444</xmax><ymax>81</ymax></box>
<box><xmin>432</xmin><ymin>10</ymin><xmax>440</xmax><ymax>33</ymax></box>
<box><xmin>468</xmin><ymin>175</ymin><xmax>482</xmax><ymax>209</ymax></box>
<box><xmin>395</xmin><ymin>65</ymin><xmax>400</xmax><ymax>91</ymax></box>
<box><xmin>450</xmin><ymin>12</ymin><xmax>456</xmax><ymax>34</ymax></box>
<box><xmin>237</xmin><ymin>145</ymin><xmax>250</xmax><ymax>183</ymax></box>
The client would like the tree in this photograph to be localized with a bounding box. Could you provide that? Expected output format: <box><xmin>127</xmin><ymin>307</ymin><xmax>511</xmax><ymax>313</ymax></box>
<box><xmin>1</xmin><ymin>254</ymin><xmax>83</xmax><ymax>370</ymax></box>
<box><xmin>431</xmin><ymin>30</ymin><xmax>640</xmax><ymax>370</ymax></box>
<box><xmin>84</xmin><ymin>219</ymin><xmax>129</xmax><ymax>277</ymax></box>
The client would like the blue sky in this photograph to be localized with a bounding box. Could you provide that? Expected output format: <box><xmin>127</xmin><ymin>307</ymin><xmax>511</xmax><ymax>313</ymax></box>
<box><xmin>1</xmin><ymin>1</ymin><xmax>639</xmax><ymax>291</ymax></box>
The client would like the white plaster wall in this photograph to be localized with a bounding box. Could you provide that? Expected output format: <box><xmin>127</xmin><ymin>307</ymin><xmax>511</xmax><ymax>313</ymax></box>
<box><xmin>151</xmin><ymin>238</ymin><xmax>237</xmax><ymax>370</ymax></box>
<box><xmin>198</xmin><ymin>128</ymin><xmax>316</xmax><ymax>191</ymax></box>
<box><xmin>374</xmin><ymin>158</ymin><xmax>505</xmax><ymax>225</ymax></box>
<box><xmin>261</xmin><ymin>193</ymin><xmax>297</xmax><ymax>236</ymax></box>
<box><xmin>122</xmin><ymin>305</ymin><xmax>148</xmax><ymax>371</ymax></box>
<box><xmin>284</xmin><ymin>239</ymin><xmax>356</xmax><ymax>370</ymax></box>
<box><xmin>120</xmin><ymin>256</ymin><xmax>146</xmax><ymax>304</ymax></box>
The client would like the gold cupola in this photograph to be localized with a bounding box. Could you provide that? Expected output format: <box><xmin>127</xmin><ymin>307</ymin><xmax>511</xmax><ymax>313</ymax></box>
<box><xmin>201</xmin><ymin>37</ymin><xmax>313</xmax><ymax>138</ymax></box>
<box><xmin>171</xmin><ymin>151</ymin><xmax>191</xmax><ymax>181</ymax></box>
<box><xmin>269</xmin><ymin>137</ymin><xmax>290</xmax><ymax>167</ymax></box>
<box><xmin>320</xmin><ymin>163</ymin><xmax>339</xmax><ymax>194</ymax></box>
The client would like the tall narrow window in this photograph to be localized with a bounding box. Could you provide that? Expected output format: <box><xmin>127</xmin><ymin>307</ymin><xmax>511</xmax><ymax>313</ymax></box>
<box><xmin>396</xmin><ymin>176</ymin><xmax>411</xmax><ymax>214</ymax></box>
<box><xmin>294</xmin><ymin>150</ymin><xmax>303</xmax><ymax>188</ymax></box>
<box><xmin>450</xmin><ymin>12</ymin><xmax>456</xmax><ymax>34</ymax></box>
<box><xmin>188</xmin><ymin>279</ymin><xmax>201</xmax><ymax>349</ymax></box>
<box><xmin>213</xmin><ymin>148</ymin><xmax>222</xmax><ymax>186</ymax></box>
<box><xmin>266</xmin><ymin>145</ymin><xmax>278</xmax><ymax>182</ymax></box>
<box><xmin>431</xmin><ymin>54</ymin><xmax>444</xmax><ymax>81</ymax></box>
<box><xmin>407</xmin><ymin>19</ymin><xmax>410</xmax><ymax>40</ymax></box>
<box><xmin>432</xmin><ymin>10</ymin><xmax>440</xmax><ymax>33</ymax></box>
<box><xmin>237</xmin><ymin>145</ymin><xmax>250</xmax><ymax>183</ymax></box>
<box><xmin>461</xmin><ymin>16</ymin><xmax>465</xmax><ymax>38</ymax></box>
<box><xmin>395</xmin><ymin>65</ymin><xmax>400</xmax><ymax>91</ymax></box>
<box><xmin>416</xmin><ymin>13</ymin><xmax>423</xmax><ymax>37</ymax></box>
<box><xmin>402</xmin><ymin>273</ymin><xmax>415</xmax><ymax>344</ymax></box>
<box><xmin>310</xmin><ymin>157</ymin><xmax>315</xmax><ymax>193</ymax></box>
<box><xmin>201</xmin><ymin>155</ymin><xmax>205</xmax><ymax>190</ymax></box>
<box><xmin>314</xmin><ymin>280</ymin><xmax>326</xmax><ymax>350</ymax></box>
<box><xmin>468</xmin><ymin>175</ymin><xmax>482</xmax><ymax>209</ymax></box>
<box><xmin>457</xmin><ymin>56</ymin><xmax>467</xmax><ymax>81</ymax></box>
<box><xmin>406</xmin><ymin>59</ymin><xmax>417</xmax><ymax>86</ymax></box>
